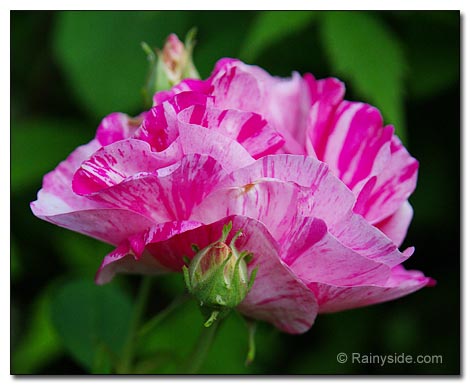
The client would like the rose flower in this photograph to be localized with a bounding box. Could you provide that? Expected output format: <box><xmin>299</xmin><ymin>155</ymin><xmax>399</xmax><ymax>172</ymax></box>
<box><xmin>31</xmin><ymin>40</ymin><xmax>433</xmax><ymax>334</ymax></box>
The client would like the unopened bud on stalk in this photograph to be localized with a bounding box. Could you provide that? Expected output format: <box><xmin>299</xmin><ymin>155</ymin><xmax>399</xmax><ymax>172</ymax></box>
<box><xmin>183</xmin><ymin>222</ymin><xmax>258</xmax><ymax>327</ymax></box>
<box><xmin>142</xmin><ymin>29</ymin><xmax>200</xmax><ymax>106</ymax></box>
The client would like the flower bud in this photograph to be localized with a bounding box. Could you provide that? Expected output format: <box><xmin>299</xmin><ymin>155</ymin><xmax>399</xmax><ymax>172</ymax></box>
<box><xmin>183</xmin><ymin>222</ymin><xmax>257</xmax><ymax>327</ymax></box>
<box><xmin>142</xmin><ymin>29</ymin><xmax>200</xmax><ymax>106</ymax></box>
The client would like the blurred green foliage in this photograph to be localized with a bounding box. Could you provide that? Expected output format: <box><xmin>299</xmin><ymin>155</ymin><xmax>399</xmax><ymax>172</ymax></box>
<box><xmin>54</xmin><ymin>11</ymin><xmax>191</xmax><ymax>118</ymax></box>
<box><xmin>50</xmin><ymin>280</ymin><xmax>133</xmax><ymax>371</ymax></box>
<box><xmin>240</xmin><ymin>11</ymin><xmax>317</xmax><ymax>62</ymax></box>
<box><xmin>321</xmin><ymin>11</ymin><xmax>407</xmax><ymax>139</ymax></box>
<box><xmin>11</xmin><ymin>11</ymin><xmax>460</xmax><ymax>374</ymax></box>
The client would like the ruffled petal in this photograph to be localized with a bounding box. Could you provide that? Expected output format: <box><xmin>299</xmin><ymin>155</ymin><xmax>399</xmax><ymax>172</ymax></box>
<box><xmin>191</xmin><ymin>179</ymin><xmax>302</xmax><ymax>241</ymax></box>
<box><xmin>32</xmin><ymin>139</ymin><xmax>102</xmax><ymax>212</ymax></box>
<box><xmin>355</xmin><ymin>136</ymin><xmax>419</xmax><ymax>223</ymax></box>
<box><xmin>178</xmin><ymin>104</ymin><xmax>284</xmax><ymax>158</ymax></box>
<box><xmin>210</xmin><ymin>154</ymin><xmax>409</xmax><ymax>267</ymax></box>
<box><xmin>153</xmin><ymin>79</ymin><xmax>212</xmax><ymax>106</ymax></box>
<box><xmin>133</xmin><ymin>93</ymin><xmax>256</xmax><ymax>173</ymax></box>
<box><xmin>133</xmin><ymin>103</ymin><xmax>179</xmax><ymax>152</ymax></box>
<box><xmin>95</xmin><ymin>220</ymin><xmax>203</xmax><ymax>284</ymax></box>
<box><xmin>304</xmin><ymin>74</ymin><xmax>345</xmax><ymax>106</ymax></box>
<box><xmin>96</xmin><ymin>112</ymin><xmax>145</xmax><ymax>146</ymax></box>
<box><xmin>374</xmin><ymin>201</ymin><xmax>414</xmax><ymax>247</ymax></box>
<box><xmin>207</xmin><ymin>59</ymin><xmax>310</xmax><ymax>154</ymax></box>
<box><xmin>309</xmin><ymin>101</ymin><xmax>393</xmax><ymax>193</ymax></box>
<box><xmin>30</xmin><ymin>139</ymin><xmax>155</xmax><ymax>245</ymax></box>
<box><xmin>72</xmin><ymin>139</ymin><xmax>179</xmax><ymax>195</ymax></box>
<box><xmin>74</xmin><ymin>153</ymin><xmax>228</xmax><ymax>223</ymax></box>
<box><xmin>36</xmin><ymin>208</ymin><xmax>155</xmax><ymax>245</ymax></box>
<box><xmin>135</xmin><ymin>92</ymin><xmax>212</xmax><ymax>152</ymax></box>
<box><xmin>309</xmin><ymin>264</ymin><xmax>434</xmax><ymax>313</ymax></box>
<box><xmin>280</xmin><ymin>216</ymin><xmax>391</xmax><ymax>286</ymax></box>
<box><xmin>177</xmin><ymin>119</ymin><xmax>255</xmax><ymax>173</ymax></box>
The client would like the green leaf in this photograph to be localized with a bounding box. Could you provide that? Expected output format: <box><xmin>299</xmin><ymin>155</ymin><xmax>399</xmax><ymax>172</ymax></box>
<box><xmin>12</xmin><ymin>284</ymin><xmax>63</xmax><ymax>374</ymax></box>
<box><xmin>240</xmin><ymin>11</ymin><xmax>317</xmax><ymax>62</ymax></box>
<box><xmin>320</xmin><ymin>12</ymin><xmax>407</xmax><ymax>141</ymax></box>
<box><xmin>188</xmin><ymin>11</ymin><xmax>255</xmax><ymax>78</ymax></box>
<box><xmin>136</xmin><ymin>293</ymin><xmax>280</xmax><ymax>373</ymax></box>
<box><xmin>11</xmin><ymin>119</ymin><xmax>91</xmax><ymax>194</ymax></box>
<box><xmin>54</xmin><ymin>11</ymin><xmax>190</xmax><ymax>118</ymax></box>
<box><xmin>136</xmin><ymin>298</ymin><xmax>202</xmax><ymax>373</ymax></box>
<box><xmin>50</xmin><ymin>279</ymin><xmax>133</xmax><ymax>371</ymax></box>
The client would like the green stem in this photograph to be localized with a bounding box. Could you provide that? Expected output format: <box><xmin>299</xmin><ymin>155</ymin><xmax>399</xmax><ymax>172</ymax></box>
<box><xmin>184</xmin><ymin>320</ymin><xmax>221</xmax><ymax>374</ymax></box>
<box><xmin>117</xmin><ymin>276</ymin><xmax>152</xmax><ymax>374</ymax></box>
<box><xmin>138</xmin><ymin>293</ymin><xmax>190</xmax><ymax>338</ymax></box>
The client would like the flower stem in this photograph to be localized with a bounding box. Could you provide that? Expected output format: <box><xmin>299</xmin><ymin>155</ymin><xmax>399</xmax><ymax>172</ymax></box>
<box><xmin>183</xmin><ymin>319</ymin><xmax>221</xmax><ymax>374</ymax></box>
<box><xmin>117</xmin><ymin>276</ymin><xmax>152</xmax><ymax>374</ymax></box>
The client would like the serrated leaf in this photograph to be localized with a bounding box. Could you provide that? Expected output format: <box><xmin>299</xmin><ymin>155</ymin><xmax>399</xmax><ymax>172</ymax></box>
<box><xmin>321</xmin><ymin>12</ymin><xmax>407</xmax><ymax>141</ymax></box>
<box><xmin>240</xmin><ymin>11</ymin><xmax>317</xmax><ymax>62</ymax></box>
<box><xmin>50</xmin><ymin>279</ymin><xmax>133</xmax><ymax>371</ymax></box>
<box><xmin>54</xmin><ymin>11</ymin><xmax>190</xmax><ymax>118</ymax></box>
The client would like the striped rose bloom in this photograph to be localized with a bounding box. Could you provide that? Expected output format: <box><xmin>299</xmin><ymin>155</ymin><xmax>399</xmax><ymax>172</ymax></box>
<box><xmin>31</xmin><ymin>57</ymin><xmax>433</xmax><ymax>334</ymax></box>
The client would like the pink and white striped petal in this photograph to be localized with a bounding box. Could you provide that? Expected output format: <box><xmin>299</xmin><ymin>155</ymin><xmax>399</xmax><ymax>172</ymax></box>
<box><xmin>153</xmin><ymin>79</ymin><xmax>212</xmax><ymax>106</ymax></box>
<box><xmin>309</xmin><ymin>101</ymin><xmax>393</xmax><ymax>193</ymax></box>
<box><xmin>178</xmin><ymin>105</ymin><xmax>285</xmax><ymax>158</ymax></box>
<box><xmin>190</xmin><ymin>179</ymin><xmax>302</xmax><ymax>241</ymax></box>
<box><xmin>210</xmin><ymin>154</ymin><xmax>409</xmax><ymax>267</ymax></box>
<box><xmin>355</xmin><ymin>136</ymin><xmax>419</xmax><ymax>224</ymax></box>
<box><xmin>177</xmin><ymin>120</ymin><xmax>255</xmax><ymax>173</ymax></box>
<box><xmin>374</xmin><ymin>201</ymin><xmax>414</xmax><ymax>247</ymax></box>
<box><xmin>304</xmin><ymin>74</ymin><xmax>345</xmax><ymax>106</ymax></box>
<box><xmin>280</xmin><ymin>216</ymin><xmax>391</xmax><ymax>287</ymax></box>
<box><xmin>208</xmin><ymin>59</ymin><xmax>311</xmax><ymax>154</ymax></box>
<box><xmin>309</xmin><ymin>264</ymin><xmax>434</xmax><ymax>313</ymax></box>
<box><xmin>96</xmin><ymin>112</ymin><xmax>145</xmax><ymax>146</ymax></box>
<box><xmin>135</xmin><ymin>92</ymin><xmax>213</xmax><ymax>152</ymax></box>
<box><xmin>30</xmin><ymin>139</ymin><xmax>156</xmax><ymax>245</ymax></box>
<box><xmin>74</xmin><ymin>154</ymin><xmax>229</xmax><ymax>223</ymax></box>
<box><xmin>132</xmin><ymin>103</ymin><xmax>179</xmax><ymax>152</ymax></box>
<box><xmin>304</xmin><ymin>74</ymin><xmax>345</xmax><ymax>158</ymax></box>
<box><xmin>95</xmin><ymin>220</ymin><xmax>204</xmax><ymax>284</ymax></box>
<box><xmin>72</xmin><ymin>139</ymin><xmax>180</xmax><ymax>195</ymax></box>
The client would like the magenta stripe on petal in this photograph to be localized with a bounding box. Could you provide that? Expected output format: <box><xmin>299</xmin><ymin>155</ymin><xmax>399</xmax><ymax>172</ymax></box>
<box><xmin>280</xmin><ymin>216</ymin><xmax>391</xmax><ymax>287</ymax></box>
<box><xmin>96</xmin><ymin>112</ymin><xmax>145</xmax><ymax>146</ymax></box>
<box><xmin>72</xmin><ymin>139</ymin><xmax>179</xmax><ymax>195</ymax></box>
<box><xmin>79</xmin><ymin>154</ymin><xmax>228</xmax><ymax>223</ymax></box>
<box><xmin>356</xmin><ymin>136</ymin><xmax>419</xmax><ymax>223</ymax></box>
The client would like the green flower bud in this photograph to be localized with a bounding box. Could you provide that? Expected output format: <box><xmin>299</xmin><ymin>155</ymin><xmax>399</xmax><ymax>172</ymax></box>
<box><xmin>142</xmin><ymin>29</ymin><xmax>200</xmax><ymax>107</ymax></box>
<box><xmin>182</xmin><ymin>222</ymin><xmax>258</xmax><ymax>327</ymax></box>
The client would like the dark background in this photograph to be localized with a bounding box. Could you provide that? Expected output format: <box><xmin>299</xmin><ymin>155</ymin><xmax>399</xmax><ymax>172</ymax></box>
<box><xmin>11</xmin><ymin>11</ymin><xmax>460</xmax><ymax>374</ymax></box>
